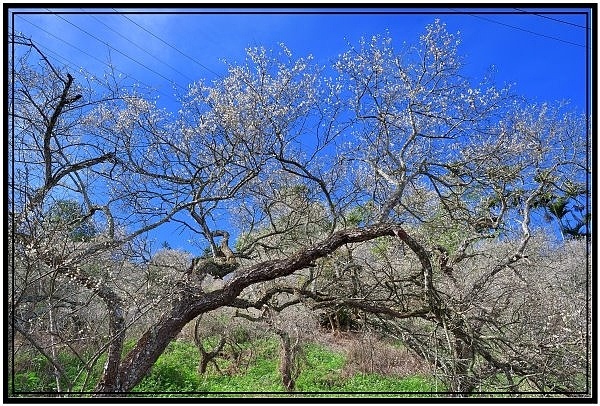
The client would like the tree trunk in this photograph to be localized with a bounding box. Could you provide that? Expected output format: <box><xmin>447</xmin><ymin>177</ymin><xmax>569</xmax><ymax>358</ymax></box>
<box><xmin>96</xmin><ymin>222</ymin><xmax>416</xmax><ymax>393</ymax></box>
<box><xmin>276</xmin><ymin>330</ymin><xmax>298</xmax><ymax>392</ymax></box>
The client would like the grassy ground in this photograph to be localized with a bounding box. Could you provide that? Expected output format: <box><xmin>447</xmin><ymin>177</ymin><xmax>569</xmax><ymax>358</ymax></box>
<box><xmin>129</xmin><ymin>336</ymin><xmax>442</xmax><ymax>398</ymax></box>
<box><xmin>11</xmin><ymin>334</ymin><xmax>442</xmax><ymax>397</ymax></box>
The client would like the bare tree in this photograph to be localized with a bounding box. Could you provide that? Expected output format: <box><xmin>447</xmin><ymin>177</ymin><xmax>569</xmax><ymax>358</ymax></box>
<box><xmin>214</xmin><ymin>20</ymin><xmax>590</xmax><ymax>395</ymax></box>
<box><xmin>8</xmin><ymin>19</ymin><xmax>590</xmax><ymax>398</ymax></box>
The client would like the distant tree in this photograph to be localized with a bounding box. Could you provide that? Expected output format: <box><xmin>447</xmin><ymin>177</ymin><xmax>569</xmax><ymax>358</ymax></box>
<box><xmin>8</xmin><ymin>19</ymin><xmax>590</xmax><ymax>398</ymax></box>
<box><xmin>45</xmin><ymin>199</ymin><xmax>97</xmax><ymax>242</ymax></box>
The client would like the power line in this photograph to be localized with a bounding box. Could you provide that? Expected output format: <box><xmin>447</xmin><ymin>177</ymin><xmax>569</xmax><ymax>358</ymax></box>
<box><xmin>46</xmin><ymin>11</ymin><xmax>189</xmax><ymax>93</ymax></box>
<box><xmin>85</xmin><ymin>13</ymin><xmax>197</xmax><ymax>84</ymax></box>
<box><xmin>455</xmin><ymin>11</ymin><xmax>586</xmax><ymax>48</ymax></box>
<box><xmin>112</xmin><ymin>9</ymin><xmax>223</xmax><ymax>79</ymax></box>
<box><xmin>16</xmin><ymin>16</ymin><xmax>116</xmax><ymax>71</ymax></box>
<box><xmin>15</xmin><ymin>15</ymin><xmax>178</xmax><ymax>102</ymax></box>
<box><xmin>513</xmin><ymin>8</ymin><xmax>590</xmax><ymax>30</ymax></box>
<box><xmin>31</xmin><ymin>41</ymin><xmax>132</xmax><ymax>98</ymax></box>
<box><xmin>34</xmin><ymin>42</ymin><xmax>87</xmax><ymax>75</ymax></box>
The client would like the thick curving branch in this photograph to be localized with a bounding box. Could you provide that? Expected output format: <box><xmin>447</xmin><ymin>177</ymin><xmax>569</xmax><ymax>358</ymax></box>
<box><xmin>110</xmin><ymin>221</ymin><xmax>418</xmax><ymax>392</ymax></box>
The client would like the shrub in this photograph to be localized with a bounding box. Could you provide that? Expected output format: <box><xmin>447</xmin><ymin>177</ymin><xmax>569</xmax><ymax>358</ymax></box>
<box><xmin>342</xmin><ymin>333</ymin><xmax>430</xmax><ymax>379</ymax></box>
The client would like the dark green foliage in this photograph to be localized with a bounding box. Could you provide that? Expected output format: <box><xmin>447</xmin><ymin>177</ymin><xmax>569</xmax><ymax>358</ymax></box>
<box><xmin>531</xmin><ymin>182</ymin><xmax>589</xmax><ymax>239</ymax></box>
<box><xmin>45</xmin><ymin>199</ymin><xmax>97</xmax><ymax>242</ymax></box>
<box><xmin>346</xmin><ymin>201</ymin><xmax>376</xmax><ymax>227</ymax></box>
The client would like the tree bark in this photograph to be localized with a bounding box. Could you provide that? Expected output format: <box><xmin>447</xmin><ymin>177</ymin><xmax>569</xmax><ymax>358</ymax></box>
<box><xmin>106</xmin><ymin>222</ymin><xmax>411</xmax><ymax>393</ymax></box>
<box><xmin>277</xmin><ymin>329</ymin><xmax>298</xmax><ymax>392</ymax></box>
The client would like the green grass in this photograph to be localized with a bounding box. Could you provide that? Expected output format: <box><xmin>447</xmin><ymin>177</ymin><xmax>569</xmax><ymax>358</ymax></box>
<box><xmin>11</xmin><ymin>348</ymin><xmax>107</xmax><ymax>394</ymax></box>
<box><xmin>294</xmin><ymin>343</ymin><xmax>440</xmax><ymax>397</ymax></box>
<box><xmin>339</xmin><ymin>374</ymin><xmax>440</xmax><ymax>394</ymax></box>
<box><xmin>295</xmin><ymin>342</ymin><xmax>346</xmax><ymax>391</ymax></box>
<box><xmin>130</xmin><ymin>338</ymin><xmax>441</xmax><ymax>397</ymax></box>
<box><xmin>12</xmin><ymin>337</ymin><xmax>442</xmax><ymax>397</ymax></box>
<box><xmin>132</xmin><ymin>340</ymin><xmax>202</xmax><ymax>393</ymax></box>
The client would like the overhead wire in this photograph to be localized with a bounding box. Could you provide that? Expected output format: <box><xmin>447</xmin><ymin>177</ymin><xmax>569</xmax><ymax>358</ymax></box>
<box><xmin>15</xmin><ymin>8</ymin><xmax>589</xmax><ymax>105</ymax></box>
<box><xmin>453</xmin><ymin>10</ymin><xmax>587</xmax><ymax>48</ymax></box>
<box><xmin>10</xmin><ymin>26</ymin><xmax>100</xmax><ymax>79</ymax></box>
<box><xmin>14</xmin><ymin>14</ymin><xmax>180</xmax><ymax>103</ymax></box>
<box><xmin>111</xmin><ymin>9</ymin><xmax>223</xmax><ymax>79</ymax></box>
<box><xmin>46</xmin><ymin>11</ymin><xmax>189</xmax><ymax>93</ymax></box>
<box><xmin>85</xmin><ymin>13</ymin><xmax>197</xmax><ymax>84</ymax></box>
<box><xmin>31</xmin><ymin>8</ymin><xmax>226</xmax><ymax>102</ymax></box>
<box><xmin>513</xmin><ymin>8</ymin><xmax>590</xmax><ymax>30</ymax></box>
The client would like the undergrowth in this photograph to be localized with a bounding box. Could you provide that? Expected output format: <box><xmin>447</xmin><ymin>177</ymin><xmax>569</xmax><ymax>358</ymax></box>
<box><xmin>12</xmin><ymin>337</ymin><xmax>441</xmax><ymax>398</ymax></box>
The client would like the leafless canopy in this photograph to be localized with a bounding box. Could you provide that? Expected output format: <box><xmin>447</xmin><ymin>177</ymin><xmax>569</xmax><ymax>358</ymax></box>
<box><xmin>8</xmin><ymin>21</ymin><xmax>590</xmax><ymax>396</ymax></box>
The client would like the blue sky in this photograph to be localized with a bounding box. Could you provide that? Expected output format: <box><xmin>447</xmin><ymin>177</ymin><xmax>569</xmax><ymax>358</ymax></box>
<box><xmin>7</xmin><ymin>5</ymin><xmax>593</xmax><ymax>252</ymax></box>
<box><xmin>9</xmin><ymin>7</ymin><xmax>590</xmax><ymax>110</ymax></box>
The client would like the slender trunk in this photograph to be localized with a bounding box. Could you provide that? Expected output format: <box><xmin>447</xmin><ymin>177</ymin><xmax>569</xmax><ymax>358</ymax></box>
<box><xmin>48</xmin><ymin>306</ymin><xmax>62</xmax><ymax>393</ymax></box>
<box><xmin>276</xmin><ymin>329</ymin><xmax>299</xmax><ymax>392</ymax></box>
